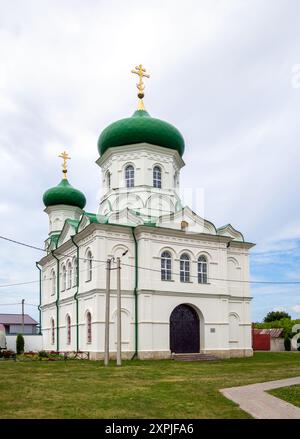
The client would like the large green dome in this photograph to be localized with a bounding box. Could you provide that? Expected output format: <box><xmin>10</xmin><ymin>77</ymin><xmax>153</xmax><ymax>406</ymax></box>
<box><xmin>43</xmin><ymin>178</ymin><xmax>86</xmax><ymax>209</ymax></box>
<box><xmin>98</xmin><ymin>110</ymin><xmax>185</xmax><ymax>156</ymax></box>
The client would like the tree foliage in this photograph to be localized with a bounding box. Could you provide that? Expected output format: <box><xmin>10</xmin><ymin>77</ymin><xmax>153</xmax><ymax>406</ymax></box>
<box><xmin>263</xmin><ymin>311</ymin><xmax>291</xmax><ymax>323</ymax></box>
<box><xmin>16</xmin><ymin>334</ymin><xmax>25</xmax><ymax>355</ymax></box>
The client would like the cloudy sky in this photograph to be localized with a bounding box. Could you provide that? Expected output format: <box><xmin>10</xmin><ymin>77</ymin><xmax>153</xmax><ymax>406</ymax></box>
<box><xmin>0</xmin><ymin>0</ymin><xmax>299</xmax><ymax>322</ymax></box>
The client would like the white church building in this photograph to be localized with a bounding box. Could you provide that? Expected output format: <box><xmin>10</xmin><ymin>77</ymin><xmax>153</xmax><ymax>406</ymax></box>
<box><xmin>38</xmin><ymin>66</ymin><xmax>254</xmax><ymax>360</ymax></box>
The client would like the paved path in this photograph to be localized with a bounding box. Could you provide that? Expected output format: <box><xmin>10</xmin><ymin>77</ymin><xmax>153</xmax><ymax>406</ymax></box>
<box><xmin>221</xmin><ymin>376</ymin><xmax>300</xmax><ymax>419</ymax></box>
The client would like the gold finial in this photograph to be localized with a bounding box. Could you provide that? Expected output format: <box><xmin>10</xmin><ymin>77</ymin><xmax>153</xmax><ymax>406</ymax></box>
<box><xmin>58</xmin><ymin>150</ymin><xmax>71</xmax><ymax>179</ymax></box>
<box><xmin>131</xmin><ymin>64</ymin><xmax>150</xmax><ymax>110</ymax></box>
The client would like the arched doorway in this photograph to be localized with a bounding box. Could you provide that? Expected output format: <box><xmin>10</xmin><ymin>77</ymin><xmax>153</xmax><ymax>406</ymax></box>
<box><xmin>170</xmin><ymin>304</ymin><xmax>200</xmax><ymax>353</ymax></box>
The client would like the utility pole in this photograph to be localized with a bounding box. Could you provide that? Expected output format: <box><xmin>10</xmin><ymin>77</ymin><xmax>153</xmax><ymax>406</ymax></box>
<box><xmin>21</xmin><ymin>299</ymin><xmax>25</xmax><ymax>334</ymax></box>
<box><xmin>104</xmin><ymin>258</ymin><xmax>111</xmax><ymax>366</ymax></box>
<box><xmin>116</xmin><ymin>257</ymin><xmax>122</xmax><ymax>366</ymax></box>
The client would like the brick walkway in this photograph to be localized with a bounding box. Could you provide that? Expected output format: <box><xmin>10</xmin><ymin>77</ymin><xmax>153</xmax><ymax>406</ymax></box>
<box><xmin>221</xmin><ymin>376</ymin><xmax>300</xmax><ymax>419</ymax></box>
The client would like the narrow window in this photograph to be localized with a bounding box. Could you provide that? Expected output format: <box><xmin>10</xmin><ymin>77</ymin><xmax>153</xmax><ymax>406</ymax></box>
<box><xmin>161</xmin><ymin>251</ymin><xmax>172</xmax><ymax>281</ymax></box>
<box><xmin>67</xmin><ymin>315</ymin><xmax>71</xmax><ymax>345</ymax></box>
<box><xmin>86</xmin><ymin>251</ymin><xmax>92</xmax><ymax>282</ymax></box>
<box><xmin>51</xmin><ymin>270</ymin><xmax>56</xmax><ymax>295</ymax></box>
<box><xmin>106</xmin><ymin>171</ymin><xmax>111</xmax><ymax>189</ymax></box>
<box><xmin>198</xmin><ymin>255</ymin><xmax>208</xmax><ymax>284</ymax></box>
<box><xmin>51</xmin><ymin>318</ymin><xmax>55</xmax><ymax>345</ymax></box>
<box><xmin>86</xmin><ymin>312</ymin><xmax>92</xmax><ymax>343</ymax></box>
<box><xmin>180</xmin><ymin>254</ymin><xmax>190</xmax><ymax>282</ymax></box>
<box><xmin>125</xmin><ymin>165</ymin><xmax>134</xmax><ymax>188</ymax></box>
<box><xmin>73</xmin><ymin>257</ymin><xmax>77</xmax><ymax>287</ymax></box>
<box><xmin>153</xmin><ymin>166</ymin><xmax>162</xmax><ymax>188</ymax></box>
<box><xmin>67</xmin><ymin>262</ymin><xmax>72</xmax><ymax>289</ymax></box>
<box><xmin>62</xmin><ymin>265</ymin><xmax>66</xmax><ymax>291</ymax></box>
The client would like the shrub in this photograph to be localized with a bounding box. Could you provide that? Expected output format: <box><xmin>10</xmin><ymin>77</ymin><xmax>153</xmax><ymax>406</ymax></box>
<box><xmin>16</xmin><ymin>334</ymin><xmax>25</xmax><ymax>355</ymax></box>
<box><xmin>284</xmin><ymin>336</ymin><xmax>291</xmax><ymax>351</ymax></box>
<box><xmin>38</xmin><ymin>350</ymin><xmax>49</xmax><ymax>358</ymax></box>
<box><xmin>1</xmin><ymin>350</ymin><xmax>15</xmax><ymax>359</ymax></box>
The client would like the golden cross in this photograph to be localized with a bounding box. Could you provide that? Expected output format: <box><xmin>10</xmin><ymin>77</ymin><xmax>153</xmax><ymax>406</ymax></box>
<box><xmin>58</xmin><ymin>150</ymin><xmax>71</xmax><ymax>178</ymax></box>
<box><xmin>131</xmin><ymin>64</ymin><xmax>150</xmax><ymax>110</ymax></box>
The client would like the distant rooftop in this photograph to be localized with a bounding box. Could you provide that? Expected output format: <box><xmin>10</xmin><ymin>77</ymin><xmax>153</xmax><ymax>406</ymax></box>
<box><xmin>0</xmin><ymin>314</ymin><xmax>38</xmax><ymax>325</ymax></box>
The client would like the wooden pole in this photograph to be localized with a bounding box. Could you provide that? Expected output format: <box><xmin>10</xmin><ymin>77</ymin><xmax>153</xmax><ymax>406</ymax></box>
<box><xmin>116</xmin><ymin>257</ymin><xmax>122</xmax><ymax>366</ymax></box>
<box><xmin>21</xmin><ymin>299</ymin><xmax>25</xmax><ymax>334</ymax></box>
<box><xmin>104</xmin><ymin>258</ymin><xmax>111</xmax><ymax>366</ymax></box>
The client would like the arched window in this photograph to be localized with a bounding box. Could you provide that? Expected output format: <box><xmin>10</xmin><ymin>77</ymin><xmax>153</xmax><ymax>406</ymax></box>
<box><xmin>72</xmin><ymin>257</ymin><xmax>77</xmax><ymax>287</ymax></box>
<box><xmin>67</xmin><ymin>262</ymin><xmax>72</xmax><ymax>289</ymax></box>
<box><xmin>125</xmin><ymin>165</ymin><xmax>134</xmax><ymax>188</ymax></box>
<box><xmin>229</xmin><ymin>313</ymin><xmax>239</xmax><ymax>342</ymax></box>
<box><xmin>86</xmin><ymin>250</ymin><xmax>93</xmax><ymax>282</ymax></box>
<box><xmin>50</xmin><ymin>318</ymin><xmax>55</xmax><ymax>345</ymax></box>
<box><xmin>66</xmin><ymin>315</ymin><xmax>71</xmax><ymax>345</ymax></box>
<box><xmin>86</xmin><ymin>312</ymin><xmax>92</xmax><ymax>343</ymax></box>
<box><xmin>51</xmin><ymin>269</ymin><xmax>56</xmax><ymax>296</ymax></box>
<box><xmin>180</xmin><ymin>253</ymin><xmax>190</xmax><ymax>282</ymax></box>
<box><xmin>62</xmin><ymin>265</ymin><xmax>66</xmax><ymax>291</ymax></box>
<box><xmin>198</xmin><ymin>255</ymin><xmax>208</xmax><ymax>284</ymax></box>
<box><xmin>161</xmin><ymin>251</ymin><xmax>172</xmax><ymax>281</ymax></box>
<box><xmin>153</xmin><ymin>166</ymin><xmax>162</xmax><ymax>188</ymax></box>
<box><xmin>174</xmin><ymin>171</ymin><xmax>179</xmax><ymax>188</ymax></box>
<box><xmin>106</xmin><ymin>171</ymin><xmax>111</xmax><ymax>189</ymax></box>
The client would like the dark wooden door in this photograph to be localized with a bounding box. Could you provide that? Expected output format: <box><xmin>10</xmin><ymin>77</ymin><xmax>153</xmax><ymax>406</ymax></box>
<box><xmin>170</xmin><ymin>304</ymin><xmax>200</xmax><ymax>353</ymax></box>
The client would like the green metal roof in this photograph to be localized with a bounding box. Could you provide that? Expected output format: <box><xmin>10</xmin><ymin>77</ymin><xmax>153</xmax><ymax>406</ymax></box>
<box><xmin>98</xmin><ymin>109</ymin><xmax>185</xmax><ymax>157</ymax></box>
<box><xmin>83</xmin><ymin>212</ymin><xmax>108</xmax><ymax>224</ymax></box>
<box><xmin>43</xmin><ymin>179</ymin><xmax>86</xmax><ymax>209</ymax></box>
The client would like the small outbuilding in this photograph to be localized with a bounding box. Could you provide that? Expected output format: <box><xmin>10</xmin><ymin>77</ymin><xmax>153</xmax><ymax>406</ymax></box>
<box><xmin>252</xmin><ymin>328</ymin><xmax>285</xmax><ymax>352</ymax></box>
<box><xmin>0</xmin><ymin>314</ymin><xmax>38</xmax><ymax>335</ymax></box>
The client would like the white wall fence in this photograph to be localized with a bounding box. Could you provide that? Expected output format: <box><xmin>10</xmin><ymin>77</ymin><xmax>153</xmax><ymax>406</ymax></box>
<box><xmin>6</xmin><ymin>335</ymin><xmax>43</xmax><ymax>353</ymax></box>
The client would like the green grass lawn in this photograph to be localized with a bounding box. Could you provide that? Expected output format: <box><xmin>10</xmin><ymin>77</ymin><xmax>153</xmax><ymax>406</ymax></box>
<box><xmin>268</xmin><ymin>384</ymin><xmax>300</xmax><ymax>408</ymax></box>
<box><xmin>0</xmin><ymin>352</ymin><xmax>300</xmax><ymax>419</ymax></box>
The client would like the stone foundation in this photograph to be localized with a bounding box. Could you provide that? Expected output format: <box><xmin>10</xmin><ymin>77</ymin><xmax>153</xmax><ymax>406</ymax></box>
<box><xmin>82</xmin><ymin>348</ymin><xmax>253</xmax><ymax>361</ymax></box>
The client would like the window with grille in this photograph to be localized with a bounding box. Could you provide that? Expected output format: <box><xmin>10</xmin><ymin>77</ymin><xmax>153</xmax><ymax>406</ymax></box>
<box><xmin>86</xmin><ymin>251</ymin><xmax>92</xmax><ymax>282</ymax></box>
<box><xmin>153</xmin><ymin>166</ymin><xmax>162</xmax><ymax>188</ymax></box>
<box><xmin>67</xmin><ymin>315</ymin><xmax>71</xmax><ymax>345</ymax></box>
<box><xmin>161</xmin><ymin>251</ymin><xmax>172</xmax><ymax>280</ymax></box>
<box><xmin>86</xmin><ymin>312</ymin><xmax>92</xmax><ymax>343</ymax></box>
<box><xmin>51</xmin><ymin>318</ymin><xmax>55</xmax><ymax>345</ymax></box>
<box><xmin>180</xmin><ymin>254</ymin><xmax>190</xmax><ymax>282</ymax></box>
<box><xmin>125</xmin><ymin>165</ymin><xmax>134</xmax><ymax>188</ymax></box>
<box><xmin>198</xmin><ymin>255</ymin><xmax>208</xmax><ymax>284</ymax></box>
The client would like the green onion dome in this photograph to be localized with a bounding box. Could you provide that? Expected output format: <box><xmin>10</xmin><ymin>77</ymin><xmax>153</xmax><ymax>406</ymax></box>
<box><xmin>43</xmin><ymin>178</ymin><xmax>86</xmax><ymax>209</ymax></box>
<box><xmin>98</xmin><ymin>109</ymin><xmax>185</xmax><ymax>157</ymax></box>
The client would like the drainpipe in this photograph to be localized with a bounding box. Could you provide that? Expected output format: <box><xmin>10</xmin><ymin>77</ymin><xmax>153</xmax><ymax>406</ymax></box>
<box><xmin>52</xmin><ymin>251</ymin><xmax>60</xmax><ymax>352</ymax></box>
<box><xmin>71</xmin><ymin>235</ymin><xmax>80</xmax><ymax>352</ymax></box>
<box><xmin>131</xmin><ymin>227</ymin><xmax>138</xmax><ymax>359</ymax></box>
<box><xmin>35</xmin><ymin>262</ymin><xmax>42</xmax><ymax>335</ymax></box>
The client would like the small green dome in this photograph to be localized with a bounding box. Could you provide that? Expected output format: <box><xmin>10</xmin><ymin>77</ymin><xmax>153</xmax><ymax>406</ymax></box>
<box><xmin>43</xmin><ymin>178</ymin><xmax>86</xmax><ymax>209</ymax></box>
<box><xmin>98</xmin><ymin>110</ymin><xmax>185</xmax><ymax>156</ymax></box>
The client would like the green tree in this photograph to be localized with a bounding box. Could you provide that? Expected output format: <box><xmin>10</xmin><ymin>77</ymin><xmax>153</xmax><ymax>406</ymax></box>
<box><xmin>16</xmin><ymin>334</ymin><xmax>24</xmax><ymax>355</ymax></box>
<box><xmin>263</xmin><ymin>311</ymin><xmax>291</xmax><ymax>323</ymax></box>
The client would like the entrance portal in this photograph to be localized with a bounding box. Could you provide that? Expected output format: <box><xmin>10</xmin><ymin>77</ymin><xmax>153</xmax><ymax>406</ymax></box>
<box><xmin>170</xmin><ymin>304</ymin><xmax>200</xmax><ymax>353</ymax></box>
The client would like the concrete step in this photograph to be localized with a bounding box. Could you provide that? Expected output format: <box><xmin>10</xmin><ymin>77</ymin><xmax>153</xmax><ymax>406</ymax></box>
<box><xmin>172</xmin><ymin>353</ymin><xmax>219</xmax><ymax>362</ymax></box>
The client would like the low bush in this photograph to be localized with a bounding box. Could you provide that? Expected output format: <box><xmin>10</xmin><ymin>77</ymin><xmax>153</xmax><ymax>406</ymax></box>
<box><xmin>16</xmin><ymin>334</ymin><xmax>25</xmax><ymax>355</ymax></box>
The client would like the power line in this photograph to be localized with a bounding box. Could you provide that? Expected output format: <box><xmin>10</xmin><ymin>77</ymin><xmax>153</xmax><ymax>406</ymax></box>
<box><xmin>119</xmin><ymin>261</ymin><xmax>300</xmax><ymax>285</ymax></box>
<box><xmin>0</xmin><ymin>260</ymin><xmax>107</xmax><ymax>289</ymax></box>
<box><xmin>1</xmin><ymin>234</ymin><xmax>300</xmax><ymax>285</ymax></box>
<box><xmin>0</xmin><ymin>235</ymin><xmax>107</xmax><ymax>264</ymax></box>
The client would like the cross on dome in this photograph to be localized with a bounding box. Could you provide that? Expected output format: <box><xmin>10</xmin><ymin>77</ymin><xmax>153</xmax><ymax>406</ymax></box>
<box><xmin>58</xmin><ymin>151</ymin><xmax>71</xmax><ymax>179</ymax></box>
<box><xmin>131</xmin><ymin>64</ymin><xmax>150</xmax><ymax>111</ymax></box>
